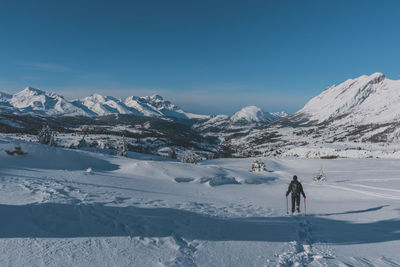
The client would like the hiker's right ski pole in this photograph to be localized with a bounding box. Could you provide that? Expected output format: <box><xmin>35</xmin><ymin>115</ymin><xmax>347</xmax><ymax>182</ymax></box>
<box><xmin>286</xmin><ymin>196</ymin><xmax>288</xmax><ymax>215</ymax></box>
<box><xmin>304</xmin><ymin>197</ymin><xmax>306</xmax><ymax>216</ymax></box>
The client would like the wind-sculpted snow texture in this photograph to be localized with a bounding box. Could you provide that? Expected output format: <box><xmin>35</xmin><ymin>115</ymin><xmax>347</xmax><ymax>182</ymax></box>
<box><xmin>1</xmin><ymin>136</ymin><xmax>400</xmax><ymax>266</ymax></box>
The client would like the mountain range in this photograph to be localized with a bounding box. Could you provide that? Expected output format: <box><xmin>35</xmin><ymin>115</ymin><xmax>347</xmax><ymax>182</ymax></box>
<box><xmin>0</xmin><ymin>87</ymin><xmax>285</xmax><ymax>124</ymax></box>
<box><xmin>0</xmin><ymin>87</ymin><xmax>211</xmax><ymax>120</ymax></box>
<box><xmin>2</xmin><ymin>72</ymin><xmax>398</xmax><ymax>158</ymax></box>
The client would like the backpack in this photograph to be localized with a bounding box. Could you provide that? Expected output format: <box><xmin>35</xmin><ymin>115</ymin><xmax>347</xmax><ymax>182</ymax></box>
<box><xmin>291</xmin><ymin>181</ymin><xmax>301</xmax><ymax>195</ymax></box>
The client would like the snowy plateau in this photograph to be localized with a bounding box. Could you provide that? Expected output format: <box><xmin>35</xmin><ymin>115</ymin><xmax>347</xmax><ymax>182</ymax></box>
<box><xmin>1</xmin><ymin>73</ymin><xmax>400</xmax><ymax>266</ymax></box>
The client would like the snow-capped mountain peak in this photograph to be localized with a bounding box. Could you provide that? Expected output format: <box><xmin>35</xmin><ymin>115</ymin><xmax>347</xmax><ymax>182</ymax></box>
<box><xmin>230</xmin><ymin>106</ymin><xmax>281</xmax><ymax>123</ymax></box>
<box><xmin>7</xmin><ymin>86</ymin><xmax>87</xmax><ymax>116</ymax></box>
<box><xmin>150</xmin><ymin>94</ymin><xmax>164</xmax><ymax>101</ymax></box>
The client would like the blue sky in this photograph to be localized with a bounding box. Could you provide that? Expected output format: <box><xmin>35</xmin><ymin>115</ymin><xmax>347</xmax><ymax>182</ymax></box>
<box><xmin>1</xmin><ymin>0</ymin><xmax>400</xmax><ymax>115</ymax></box>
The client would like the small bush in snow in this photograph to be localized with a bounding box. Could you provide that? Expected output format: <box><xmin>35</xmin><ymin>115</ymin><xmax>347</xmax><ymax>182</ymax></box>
<box><xmin>5</xmin><ymin>146</ymin><xmax>27</xmax><ymax>156</ymax></box>
<box><xmin>251</xmin><ymin>159</ymin><xmax>266</xmax><ymax>172</ymax></box>
<box><xmin>313</xmin><ymin>168</ymin><xmax>326</xmax><ymax>182</ymax></box>
<box><xmin>89</xmin><ymin>140</ymin><xmax>99</xmax><ymax>148</ymax></box>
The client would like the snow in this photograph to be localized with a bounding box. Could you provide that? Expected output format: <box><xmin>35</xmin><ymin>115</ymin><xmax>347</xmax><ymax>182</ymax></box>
<box><xmin>1</xmin><ymin>135</ymin><xmax>400</xmax><ymax>266</ymax></box>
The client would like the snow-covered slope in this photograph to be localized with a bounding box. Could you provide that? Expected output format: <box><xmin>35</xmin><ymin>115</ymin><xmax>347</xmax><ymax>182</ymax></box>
<box><xmin>76</xmin><ymin>94</ymin><xmax>135</xmax><ymax>116</ymax></box>
<box><xmin>124</xmin><ymin>96</ymin><xmax>163</xmax><ymax>117</ymax></box>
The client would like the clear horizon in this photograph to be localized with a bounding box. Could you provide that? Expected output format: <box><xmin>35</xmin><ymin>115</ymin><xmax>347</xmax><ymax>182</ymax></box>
<box><xmin>1</xmin><ymin>0</ymin><xmax>400</xmax><ymax>115</ymax></box>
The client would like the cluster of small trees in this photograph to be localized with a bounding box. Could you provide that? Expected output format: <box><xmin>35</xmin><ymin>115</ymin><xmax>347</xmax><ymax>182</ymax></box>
<box><xmin>181</xmin><ymin>149</ymin><xmax>196</xmax><ymax>164</ymax></box>
<box><xmin>38</xmin><ymin>125</ymin><xmax>57</xmax><ymax>146</ymax></box>
<box><xmin>251</xmin><ymin>159</ymin><xmax>266</xmax><ymax>172</ymax></box>
<box><xmin>36</xmin><ymin>125</ymin><xmax>192</xmax><ymax>161</ymax></box>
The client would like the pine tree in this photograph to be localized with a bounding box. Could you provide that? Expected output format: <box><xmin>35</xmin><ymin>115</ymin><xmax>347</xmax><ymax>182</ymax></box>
<box><xmin>78</xmin><ymin>135</ymin><xmax>88</xmax><ymax>148</ymax></box>
<box><xmin>38</xmin><ymin>125</ymin><xmax>52</xmax><ymax>144</ymax></box>
<box><xmin>49</xmin><ymin>134</ymin><xmax>57</xmax><ymax>147</ymax></box>
<box><xmin>118</xmin><ymin>136</ymin><xmax>128</xmax><ymax>157</ymax></box>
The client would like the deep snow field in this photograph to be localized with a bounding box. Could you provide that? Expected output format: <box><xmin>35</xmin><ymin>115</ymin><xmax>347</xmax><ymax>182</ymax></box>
<box><xmin>1</xmin><ymin>136</ymin><xmax>400</xmax><ymax>266</ymax></box>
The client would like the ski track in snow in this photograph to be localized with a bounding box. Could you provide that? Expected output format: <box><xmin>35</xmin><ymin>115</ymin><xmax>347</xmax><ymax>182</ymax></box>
<box><xmin>325</xmin><ymin>183</ymin><xmax>400</xmax><ymax>200</ymax></box>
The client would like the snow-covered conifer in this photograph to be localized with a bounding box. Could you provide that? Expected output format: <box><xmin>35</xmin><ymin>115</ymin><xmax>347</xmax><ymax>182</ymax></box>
<box><xmin>78</xmin><ymin>136</ymin><xmax>88</xmax><ymax>148</ymax></box>
<box><xmin>118</xmin><ymin>136</ymin><xmax>128</xmax><ymax>157</ymax></box>
<box><xmin>313</xmin><ymin>167</ymin><xmax>326</xmax><ymax>182</ymax></box>
<box><xmin>38</xmin><ymin>125</ymin><xmax>52</xmax><ymax>144</ymax></box>
<box><xmin>168</xmin><ymin>148</ymin><xmax>177</xmax><ymax>159</ymax></box>
<box><xmin>49</xmin><ymin>134</ymin><xmax>57</xmax><ymax>146</ymax></box>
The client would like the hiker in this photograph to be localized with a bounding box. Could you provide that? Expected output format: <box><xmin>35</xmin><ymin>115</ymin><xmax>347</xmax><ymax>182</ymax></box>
<box><xmin>286</xmin><ymin>175</ymin><xmax>306</xmax><ymax>214</ymax></box>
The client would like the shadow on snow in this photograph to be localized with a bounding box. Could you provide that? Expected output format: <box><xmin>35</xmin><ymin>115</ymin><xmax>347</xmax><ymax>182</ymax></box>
<box><xmin>0</xmin><ymin>203</ymin><xmax>399</xmax><ymax>245</ymax></box>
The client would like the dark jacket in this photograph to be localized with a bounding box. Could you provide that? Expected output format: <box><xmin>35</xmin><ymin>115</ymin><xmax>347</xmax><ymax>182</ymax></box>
<box><xmin>286</xmin><ymin>180</ymin><xmax>306</xmax><ymax>198</ymax></box>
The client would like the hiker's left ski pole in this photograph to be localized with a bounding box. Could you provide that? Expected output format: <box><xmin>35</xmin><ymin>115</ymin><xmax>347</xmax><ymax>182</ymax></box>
<box><xmin>304</xmin><ymin>197</ymin><xmax>306</xmax><ymax>216</ymax></box>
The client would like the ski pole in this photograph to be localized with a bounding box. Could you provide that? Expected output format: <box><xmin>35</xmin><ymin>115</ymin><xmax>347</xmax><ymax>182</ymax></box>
<box><xmin>286</xmin><ymin>196</ymin><xmax>288</xmax><ymax>215</ymax></box>
<box><xmin>304</xmin><ymin>197</ymin><xmax>307</xmax><ymax>216</ymax></box>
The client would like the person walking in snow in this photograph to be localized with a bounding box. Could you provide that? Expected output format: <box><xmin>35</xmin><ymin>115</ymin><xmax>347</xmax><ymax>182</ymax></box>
<box><xmin>286</xmin><ymin>175</ymin><xmax>306</xmax><ymax>214</ymax></box>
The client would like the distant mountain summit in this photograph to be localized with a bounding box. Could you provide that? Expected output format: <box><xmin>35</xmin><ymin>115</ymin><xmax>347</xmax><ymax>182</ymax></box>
<box><xmin>0</xmin><ymin>87</ymin><xmax>210</xmax><ymax>120</ymax></box>
<box><xmin>193</xmin><ymin>105</ymin><xmax>287</xmax><ymax>140</ymax></box>
<box><xmin>230</xmin><ymin>106</ymin><xmax>284</xmax><ymax>123</ymax></box>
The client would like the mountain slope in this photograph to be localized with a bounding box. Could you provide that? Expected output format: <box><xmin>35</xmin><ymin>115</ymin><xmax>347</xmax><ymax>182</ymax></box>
<box><xmin>298</xmin><ymin>72</ymin><xmax>399</xmax><ymax>125</ymax></box>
